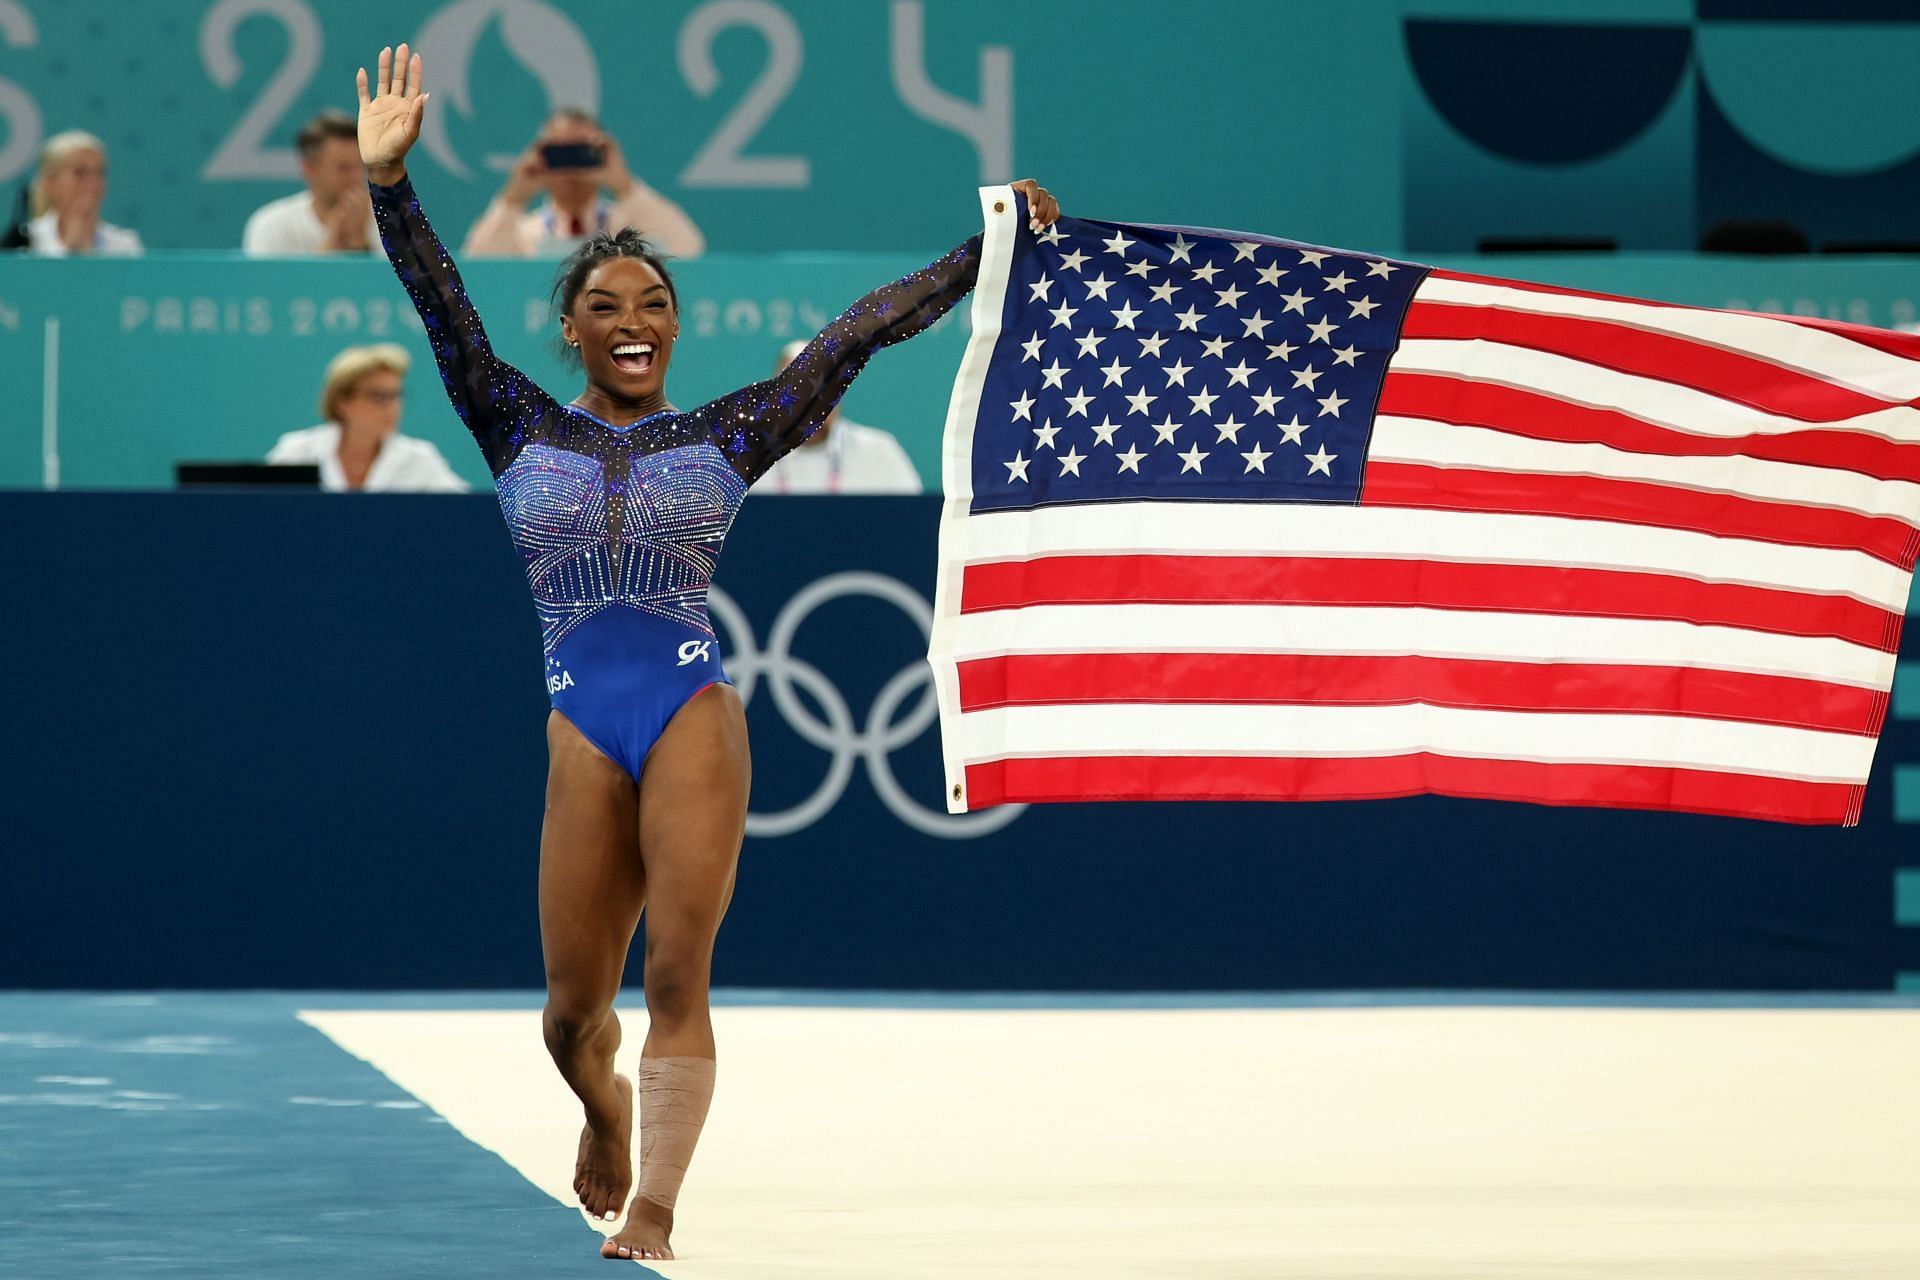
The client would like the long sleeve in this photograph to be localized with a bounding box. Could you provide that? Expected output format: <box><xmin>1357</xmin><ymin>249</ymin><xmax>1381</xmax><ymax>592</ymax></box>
<box><xmin>372</xmin><ymin>177</ymin><xmax>553</xmax><ymax>474</ymax></box>
<box><xmin>606</xmin><ymin>180</ymin><xmax>705</xmax><ymax>259</ymax></box>
<box><xmin>706</xmin><ymin>235</ymin><xmax>981</xmax><ymax>483</ymax></box>
<box><xmin>461</xmin><ymin>196</ymin><xmax>533</xmax><ymax>257</ymax></box>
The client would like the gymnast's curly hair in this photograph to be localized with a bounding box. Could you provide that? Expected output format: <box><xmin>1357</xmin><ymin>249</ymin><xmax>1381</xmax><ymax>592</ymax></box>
<box><xmin>550</xmin><ymin>228</ymin><xmax>679</xmax><ymax>369</ymax></box>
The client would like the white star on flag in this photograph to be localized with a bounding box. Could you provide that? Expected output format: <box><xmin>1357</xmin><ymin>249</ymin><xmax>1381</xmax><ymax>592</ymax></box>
<box><xmin>1304</xmin><ymin>443</ymin><xmax>1336</xmax><ymax>475</ymax></box>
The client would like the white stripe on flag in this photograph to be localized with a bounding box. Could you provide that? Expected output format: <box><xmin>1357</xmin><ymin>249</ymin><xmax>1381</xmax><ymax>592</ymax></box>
<box><xmin>949</xmin><ymin>603</ymin><xmax>1895</xmax><ymax>689</ymax></box>
<box><xmin>951</xmin><ymin>702</ymin><xmax>1879</xmax><ymax>783</ymax></box>
<box><xmin>1417</xmin><ymin>276</ymin><xmax>1920</xmax><ymax>403</ymax></box>
<box><xmin>1388</xmin><ymin>339</ymin><xmax>1920</xmax><ymax>446</ymax></box>
<box><xmin>1370</xmin><ymin>416</ymin><xmax>1920</xmax><ymax>522</ymax></box>
<box><xmin>959</xmin><ymin>503</ymin><xmax>1913</xmax><ymax>611</ymax></box>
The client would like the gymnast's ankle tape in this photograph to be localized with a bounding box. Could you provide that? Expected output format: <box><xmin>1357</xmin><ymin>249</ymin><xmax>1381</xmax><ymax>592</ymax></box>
<box><xmin>635</xmin><ymin>1055</ymin><xmax>717</xmax><ymax>1211</ymax></box>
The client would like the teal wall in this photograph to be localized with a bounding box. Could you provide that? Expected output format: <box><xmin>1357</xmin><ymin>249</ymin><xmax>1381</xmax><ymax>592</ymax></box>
<box><xmin>6</xmin><ymin>249</ymin><xmax>1920</xmax><ymax>493</ymax></box>
<box><xmin>4</xmin><ymin>1</ymin><xmax>1919</xmax><ymax>253</ymax></box>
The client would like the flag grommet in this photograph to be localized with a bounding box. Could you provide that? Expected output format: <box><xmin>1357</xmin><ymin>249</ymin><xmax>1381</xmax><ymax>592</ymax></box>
<box><xmin>951</xmin><ymin>783</ymin><xmax>963</xmax><ymax>802</ymax></box>
<box><xmin>993</xmin><ymin>201</ymin><xmax>1005</xmax><ymax>214</ymax></box>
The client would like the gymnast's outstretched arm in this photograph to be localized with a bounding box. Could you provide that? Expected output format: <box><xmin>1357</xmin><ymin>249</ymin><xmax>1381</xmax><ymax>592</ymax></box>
<box><xmin>700</xmin><ymin>236</ymin><xmax>983</xmax><ymax>483</ymax></box>
<box><xmin>703</xmin><ymin>179</ymin><xmax>1061</xmax><ymax>484</ymax></box>
<box><xmin>360</xmin><ymin>45</ymin><xmax>554</xmax><ymax>476</ymax></box>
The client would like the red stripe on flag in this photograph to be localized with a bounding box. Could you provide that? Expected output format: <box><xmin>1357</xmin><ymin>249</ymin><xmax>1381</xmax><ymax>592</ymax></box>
<box><xmin>959</xmin><ymin>555</ymin><xmax>1901</xmax><ymax>650</ymax></box>
<box><xmin>955</xmin><ymin>652</ymin><xmax>1882</xmax><ymax>734</ymax></box>
<box><xmin>1401</xmin><ymin>300</ymin><xmax>1903</xmax><ymax>420</ymax></box>
<box><xmin>1361</xmin><ymin>459</ymin><xmax>1919</xmax><ymax>566</ymax></box>
<box><xmin>961</xmin><ymin>752</ymin><xmax>1860</xmax><ymax>825</ymax></box>
<box><xmin>1378</xmin><ymin>372</ymin><xmax>1920</xmax><ymax>485</ymax></box>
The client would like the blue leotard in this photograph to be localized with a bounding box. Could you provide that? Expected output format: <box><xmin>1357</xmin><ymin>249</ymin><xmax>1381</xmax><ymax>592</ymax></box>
<box><xmin>371</xmin><ymin>177</ymin><xmax>979</xmax><ymax>780</ymax></box>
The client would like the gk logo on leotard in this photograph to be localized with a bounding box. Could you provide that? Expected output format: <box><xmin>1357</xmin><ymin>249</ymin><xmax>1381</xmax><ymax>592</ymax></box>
<box><xmin>676</xmin><ymin>640</ymin><xmax>713</xmax><ymax>667</ymax></box>
<box><xmin>707</xmin><ymin>574</ymin><xmax>1025</xmax><ymax>841</ymax></box>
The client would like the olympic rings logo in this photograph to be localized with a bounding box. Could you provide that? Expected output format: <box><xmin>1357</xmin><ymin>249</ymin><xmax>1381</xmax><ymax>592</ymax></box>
<box><xmin>707</xmin><ymin>572</ymin><xmax>1025</xmax><ymax>840</ymax></box>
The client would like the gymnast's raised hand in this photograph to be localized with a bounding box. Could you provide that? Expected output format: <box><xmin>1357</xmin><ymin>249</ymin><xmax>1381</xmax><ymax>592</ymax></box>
<box><xmin>356</xmin><ymin>43</ymin><xmax>426</xmax><ymax>186</ymax></box>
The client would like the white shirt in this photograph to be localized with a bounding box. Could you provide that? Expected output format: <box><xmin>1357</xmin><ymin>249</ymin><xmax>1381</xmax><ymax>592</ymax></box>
<box><xmin>26</xmin><ymin>211</ymin><xmax>142</xmax><ymax>256</ymax></box>
<box><xmin>242</xmin><ymin>191</ymin><xmax>380</xmax><ymax>256</ymax></box>
<box><xmin>266</xmin><ymin>424</ymin><xmax>470</xmax><ymax>493</ymax></box>
<box><xmin>462</xmin><ymin>183</ymin><xmax>706</xmax><ymax>259</ymax></box>
<box><xmin>760</xmin><ymin>417</ymin><xmax>923</xmax><ymax>495</ymax></box>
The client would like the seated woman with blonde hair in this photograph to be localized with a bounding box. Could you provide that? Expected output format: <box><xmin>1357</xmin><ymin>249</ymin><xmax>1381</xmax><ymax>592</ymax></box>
<box><xmin>27</xmin><ymin>130</ymin><xmax>142</xmax><ymax>257</ymax></box>
<box><xmin>267</xmin><ymin>343</ymin><xmax>469</xmax><ymax>492</ymax></box>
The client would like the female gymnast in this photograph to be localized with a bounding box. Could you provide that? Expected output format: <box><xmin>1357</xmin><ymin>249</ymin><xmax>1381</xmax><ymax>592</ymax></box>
<box><xmin>356</xmin><ymin>45</ymin><xmax>1059</xmax><ymax>1262</ymax></box>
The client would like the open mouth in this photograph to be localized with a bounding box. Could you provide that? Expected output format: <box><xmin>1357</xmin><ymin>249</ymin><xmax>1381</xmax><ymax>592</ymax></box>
<box><xmin>610</xmin><ymin>342</ymin><xmax>655</xmax><ymax>376</ymax></box>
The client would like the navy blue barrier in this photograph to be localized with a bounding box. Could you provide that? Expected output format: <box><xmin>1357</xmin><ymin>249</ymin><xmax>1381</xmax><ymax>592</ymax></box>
<box><xmin>2</xmin><ymin>492</ymin><xmax>1915</xmax><ymax>992</ymax></box>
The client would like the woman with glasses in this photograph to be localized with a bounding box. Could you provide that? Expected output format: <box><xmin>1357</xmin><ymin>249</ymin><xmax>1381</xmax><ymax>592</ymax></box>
<box><xmin>267</xmin><ymin>342</ymin><xmax>469</xmax><ymax>492</ymax></box>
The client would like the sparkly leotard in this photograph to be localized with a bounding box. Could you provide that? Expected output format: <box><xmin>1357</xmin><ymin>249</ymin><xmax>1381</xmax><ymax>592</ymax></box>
<box><xmin>372</xmin><ymin>177</ymin><xmax>980</xmax><ymax>779</ymax></box>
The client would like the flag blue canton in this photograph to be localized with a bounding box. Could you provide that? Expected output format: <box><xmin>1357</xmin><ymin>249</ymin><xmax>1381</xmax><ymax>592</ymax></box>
<box><xmin>969</xmin><ymin>218</ymin><xmax>1426</xmax><ymax>514</ymax></box>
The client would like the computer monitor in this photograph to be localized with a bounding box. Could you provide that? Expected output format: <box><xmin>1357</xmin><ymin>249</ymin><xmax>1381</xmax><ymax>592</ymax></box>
<box><xmin>174</xmin><ymin>462</ymin><xmax>321</xmax><ymax>489</ymax></box>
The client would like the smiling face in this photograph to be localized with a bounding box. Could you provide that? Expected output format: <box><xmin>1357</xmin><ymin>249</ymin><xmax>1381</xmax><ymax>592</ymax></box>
<box><xmin>562</xmin><ymin>257</ymin><xmax>678</xmax><ymax>403</ymax></box>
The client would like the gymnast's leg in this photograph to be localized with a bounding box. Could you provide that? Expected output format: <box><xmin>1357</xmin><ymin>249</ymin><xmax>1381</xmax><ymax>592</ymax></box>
<box><xmin>539</xmin><ymin>710</ymin><xmax>648</xmax><ymax>1225</ymax></box>
<box><xmin>603</xmin><ymin>683</ymin><xmax>749</xmax><ymax>1263</ymax></box>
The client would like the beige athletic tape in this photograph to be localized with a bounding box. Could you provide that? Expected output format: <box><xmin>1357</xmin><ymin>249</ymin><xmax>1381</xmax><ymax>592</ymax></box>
<box><xmin>635</xmin><ymin>1055</ymin><xmax>717</xmax><ymax>1211</ymax></box>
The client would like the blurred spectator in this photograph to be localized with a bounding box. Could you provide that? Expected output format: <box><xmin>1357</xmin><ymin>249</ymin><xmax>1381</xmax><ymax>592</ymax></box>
<box><xmin>267</xmin><ymin>344</ymin><xmax>468</xmax><ymax>492</ymax></box>
<box><xmin>760</xmin><ymin>340</ymin><xmax>923</xmax><ymax>495</ymax></box>
<box><xmin>242</xmin><ymin>110</ymin><xmax>378</xmax><ymax>255</ymax></box>
<box><xmin>25</xmin><ymin>131</ymin><xmax>142</xmax><ymax>256</ymax></box>
<box><xmin>462</xmin><ymin>109</ymin><xmax>703</xmax><ymax>259</ymax></box>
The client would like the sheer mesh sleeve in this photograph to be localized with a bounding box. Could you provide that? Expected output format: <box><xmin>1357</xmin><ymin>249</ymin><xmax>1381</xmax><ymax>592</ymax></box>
<box><xmin>702</xmin><ymin>235</ymin><xmax>982</xmax><ymax>483</ymax></box>
<box><xmin>371</xmin><ymin>176</ymin><xmax>554</xmax><ymax>476</ymax></box>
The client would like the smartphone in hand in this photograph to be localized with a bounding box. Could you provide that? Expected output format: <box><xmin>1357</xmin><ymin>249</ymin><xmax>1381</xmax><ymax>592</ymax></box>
<box><xmin>541</xmin><ymin>142</ymin><xmax>605</xmax><ymax>170</ymax></box>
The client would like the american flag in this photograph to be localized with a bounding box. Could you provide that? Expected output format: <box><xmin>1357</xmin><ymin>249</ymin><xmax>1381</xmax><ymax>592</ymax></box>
<box><xmin>926</xmin><ymin>188</ymin><xmax>1920</xmax><ymax>826</ymax></box>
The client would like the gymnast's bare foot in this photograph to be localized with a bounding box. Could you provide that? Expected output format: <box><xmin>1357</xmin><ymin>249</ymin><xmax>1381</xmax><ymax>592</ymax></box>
<box><xmin>601</xmin><ymin>1196</ymin><xmax>674</xmax><ymax>1262</ymax></box>
<box><xmin>575</xmin><ymin>1072</ymin><xmax>632</xmax><ymax>1222</ymax></box>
